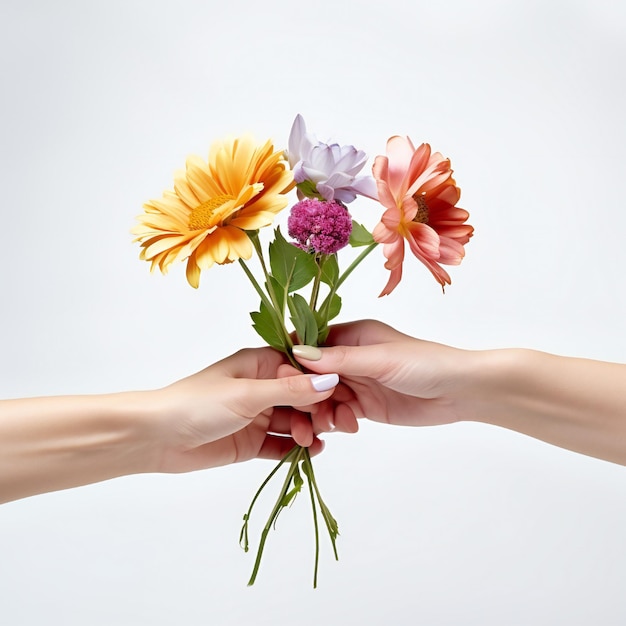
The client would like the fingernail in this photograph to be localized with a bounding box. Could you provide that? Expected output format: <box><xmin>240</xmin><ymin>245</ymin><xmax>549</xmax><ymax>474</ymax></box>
<box><xmin>292</xmin><ymin>345</ymin><xmax>323</xmax><ymax>361</ymax></box>
<box><xmin>311</xmin><ymin>373</ymin><xmax>339</xmax><ymax>392</ymax></box>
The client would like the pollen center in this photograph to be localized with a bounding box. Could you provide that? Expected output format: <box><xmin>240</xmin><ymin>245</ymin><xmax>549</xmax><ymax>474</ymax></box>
<box><xmin>412</xmin><ymin>194</ymin><xmax>429</xmax><ymax>224</ymax></box>
<box><xmin>188</xmin><ymin>194</ymin><xmax>234</xmax><ymax>230</ymax></box>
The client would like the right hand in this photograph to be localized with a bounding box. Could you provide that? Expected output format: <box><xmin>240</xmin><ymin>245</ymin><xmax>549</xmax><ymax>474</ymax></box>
<box><xmin>292</xmin><ymin>319</ymin><xmax>472</xmax><ymax>431</ymax></box>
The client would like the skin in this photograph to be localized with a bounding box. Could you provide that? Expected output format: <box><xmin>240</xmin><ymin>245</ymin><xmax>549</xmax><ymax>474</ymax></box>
<box><xmin>290</xmin><ymin>319</ymin><xmax>626</xmax><ymax>466</ymax></box>
<box><xmin>0</xmin><ymin>348</ymin><xmax>334</xmax><ymax>505</ymax></box>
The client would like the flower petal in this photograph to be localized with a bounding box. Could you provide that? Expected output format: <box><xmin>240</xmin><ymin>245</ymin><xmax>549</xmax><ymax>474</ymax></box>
<box><xmin>185</xmin><ymin>254</ymin><xmax>202</xmax><ymax>288</ymax></box>
<box><xmin>287</xmin><ymin>114</ymin><xmax>306</xmax><ymax>167</ymax></box>
<box><xmin>134</xmin><ymin>135</ymin><xmax>292</xmax><ymax>284</ymax></box>
<box><xmin>406</xmin><ymin>222</ymin><xmax>440</xmax><ymax>258</ymax></box>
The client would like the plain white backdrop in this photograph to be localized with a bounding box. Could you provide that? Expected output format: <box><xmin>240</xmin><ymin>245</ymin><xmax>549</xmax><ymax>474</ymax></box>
<box><xmin>1</xmin><ymin>0</ymin><xmax>625</xmax><ymax>624</ymax></box>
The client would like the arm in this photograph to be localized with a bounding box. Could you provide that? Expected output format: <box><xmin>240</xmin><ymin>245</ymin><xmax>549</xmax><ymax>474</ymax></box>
<box><xmin>292</xmin><ymin>320</ymin><xmax>626</xmax><ymax>465</ymax></box>
<box><xmin>466</xmin><ymin>348</ymin><xmax>626</xmax><ymax>464</ymax></box>
<box><xmin>0</xmin><ymin>348</ymin><xmax>338</xmax><ymax>504</ymax></box>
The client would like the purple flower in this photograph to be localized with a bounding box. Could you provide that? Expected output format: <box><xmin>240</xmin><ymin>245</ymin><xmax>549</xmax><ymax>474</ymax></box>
<box><xmin>288</xmin><ymin>199</ymin><xmax>353</xmax><ymax>255</ymax></box>
<box><xmin>287</xmin><ymin>114</ymin><xmax>378</xmax><ymax>204</ymax></box>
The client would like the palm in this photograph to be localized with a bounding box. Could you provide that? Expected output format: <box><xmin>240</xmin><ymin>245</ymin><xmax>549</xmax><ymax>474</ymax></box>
<box><xmin>334</xmin><ymin>373</ymin><xmax>458</xmax><ymax>427</ymax></box>
<box><xmin>320</xmin><ymin>320</ymin><xmax>464</xmax><ymax>429</ymax></box>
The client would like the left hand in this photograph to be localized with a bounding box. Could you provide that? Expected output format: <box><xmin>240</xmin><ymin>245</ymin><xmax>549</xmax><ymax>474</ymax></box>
<box><xmin>148</xmin><ymin>347</ymin><xmax>339</xmax><ymax>473</ymax></box>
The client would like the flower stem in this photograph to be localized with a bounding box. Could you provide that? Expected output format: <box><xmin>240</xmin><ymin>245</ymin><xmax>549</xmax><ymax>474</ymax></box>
<box><xmin>335</xmin><ymin>242</ymin><xmax>378</xmax><ymax>293</ymax></box>
<box><xmin>243</xmin><ymin>446</ymin><xmax>306</xmax><ymax>586</ymax></box>
<box><xmin>318</xmin><ymin>242</ymin><xmax>378</xmax><ymax>325</ymax></box>
<box><xmin>239</xmin><ymin>446</ymin><xmax>298</xmax><ymax>552</ymax></box>
<box><xmin>246</xmin><ymin>232</ymin><xmax>296</xmax><ymax>357</ymax></box>
<box><xmin>305</xmin><ymin>462</ymin><xmax>321</xmax><ymax>588</ymax></box>
<box><xmin>302</xmin><ymin>448</ymin><xmax>339</xmax><ymax>560</ymax></box>
<box><xmin>309</xmin><ymin>254</ymin><xmax>325</xmax><ymax>311</ymax></box>
<box><xmin>238</xmin><ymin>258</ymin><xmax>275</xmax><ymax>319</ymax></box>
<box><xmin>238</xmin><ymin>258</ymin><xmax>295</xmax><ymax>363</ymax></box>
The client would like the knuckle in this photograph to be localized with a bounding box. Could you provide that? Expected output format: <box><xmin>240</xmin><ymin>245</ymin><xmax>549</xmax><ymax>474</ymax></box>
<box><xmin>283</xmin><ymin>375</ymin><xmax>302</xmax><ymax>396</ymax></box>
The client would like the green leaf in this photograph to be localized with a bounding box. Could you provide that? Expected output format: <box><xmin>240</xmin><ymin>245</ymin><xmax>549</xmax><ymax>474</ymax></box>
<box><xmin>315</xmin><ymin>293</ymin><xmax>342</xmax><ymax>345</ymax></box>
<box><xmin>319</xmin><ymin>254</ymin><xmax>339</xmax><ymax>287</ymax></box>
<box><xmin>349</xmin><ymin>220</ymin><xmax>375</xmax><ymax>247</ymax></box>
<box><xmin>325</xmin><ymin>293</ymin><xmax>342</xmax><ymax>321</ymax></box>
<box><xmin>287</xmin><ymin>293</ymin><xmax>319</xmax><ymax>346</ymax></box>
<box><xmin>269</xmin><ymin>227</ymin><xmax>317</xmax><ymax>292</ymax></box>
<box><xmin>279</xmin><ymin>463</ymin><xmax>304</xmax><ymax>508</ymax></box>
<box><xmin>265</xmin><ymin>275</ymin><xmax>285</xmax><ymax>313</ymax></box>
<box><xmin>250</xmin><ymin>302</ymin><xmax>285</xmax><ymax>351</ymax></box>
<box><xmin>295</xmin><ymin>180</ymin><xmax>321</xmax><ymax>199</ymax></box>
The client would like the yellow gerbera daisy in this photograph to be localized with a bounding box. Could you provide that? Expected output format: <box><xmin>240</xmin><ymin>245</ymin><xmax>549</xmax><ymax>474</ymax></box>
<box><xmin>132</xmin><ymin>136</ymin><xmax>294</xmax><ymax>287</ymax></box>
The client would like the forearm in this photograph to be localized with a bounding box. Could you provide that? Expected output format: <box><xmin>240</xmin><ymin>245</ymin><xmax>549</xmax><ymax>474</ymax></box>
<box><xmin>463</xmin><ymin>349</ymin><xmax>626</xmax><ymax>464</ymax></box>
<box><xmin>0</xmin><ymin>392</ymin><xmax>157</xmax><ymax>503</ymax></box>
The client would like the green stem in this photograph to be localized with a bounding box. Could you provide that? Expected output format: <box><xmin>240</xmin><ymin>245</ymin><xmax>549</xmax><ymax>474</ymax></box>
<box><xmin>303</xmin><ymin>448</ymin><xmax>339</xmax><ymax>560</ymax></box>
<box><xmin>250</xmin><ymin>233</ymin><xmax>282</xmax><ymax>313</ymax></box>
<box><xmin>239</xmin><ymin>446</ymin><xmax>299</xmax><ymax>552</ymax></box>
<box><xmin>238</xmin><ymin>258</ymin><xmax>276</xmax><ymax>321</ymax></box>
<box><xmin>305</xmin><ymin>463</ymin><xmax>321</xmax><ymax>588</ymax></box>
<box><xmin>238</xmin><ymin>258</ymin><xmax>295</xmax><ymax>362</ymax></box>
<box><xmin>247</xmin><ymin>233</ymin><xmax>296</xmax><ymax>359</ymax></box>
<box><xmin>318</xmin><ymin>242</ymin><xmax>378</xmax><ymax>324</ymax></box>
<box><xmin>309</xmin><ymin>254</ymin><xmax>325</xmax><ymax>312</ymax></box>
<box><xmin>246</xmin><ymin>446</ymin><xmax>306</xmax><ymax>586</ymax></box>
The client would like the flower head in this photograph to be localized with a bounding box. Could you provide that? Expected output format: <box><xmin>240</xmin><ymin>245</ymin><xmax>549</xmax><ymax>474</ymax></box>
<box><xmin>372</xmin><ymin>137</ymin><xmax>473</xmax><ymax>296</ymax></box>
<box><xmin>132</xmin><ymin>136</ymin><xmax>294</xmax><ymax>288</ymax></box>
<box><xmin>287</xmin><ymin>114</ymin><xmax>377</xmax><ymax>204</ymax></box>
<box><xmin>287</xmin><ymin>199</ymin><xmax>353</xmax><ymax>255</ymax></box>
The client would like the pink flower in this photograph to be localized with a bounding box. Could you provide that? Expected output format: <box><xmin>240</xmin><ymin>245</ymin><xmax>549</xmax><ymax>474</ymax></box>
<box><xmin>287</xmin><ymin>199</ymin><xmax>353</xmax><ymax>255</ymax></box>
<box><xmin>372</xmin><ymin>137</ymin><xmax>474</xmax><ymax>296</ymax></box>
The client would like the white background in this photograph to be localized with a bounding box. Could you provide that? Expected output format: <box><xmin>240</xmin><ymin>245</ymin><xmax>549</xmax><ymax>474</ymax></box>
<box><xmin>1</xmin><ymin>0</ymin><xmax>625</xmax><ymax>624</ymax></box>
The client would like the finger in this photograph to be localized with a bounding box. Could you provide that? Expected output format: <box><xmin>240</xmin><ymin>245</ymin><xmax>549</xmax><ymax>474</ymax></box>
<box><xmin>237</xmin><ymin>373</ymin><xmax>340</xmax><ymax>417</ymax></box>
<box><xmin>323</xmin><ymin>319</ymin><xmax>404</xmax><ymax>347</ymax></box>
<box><xmin>257</xmin><ymin>434</ymin><xmax>324</xmax><ymax>460</ymax></box>
<box><xmin>290</xmin><ymin>411</ymin><xmax>314</xmax><ymax>447</ymax></box>
<box><xmin>277</xmin><ymin>363</ymin><xmax>303</xmax><ymax>377</ymax></box>
<box><xmin>218</xmin><ymin>346</ymin><xmax>287</xmax><ymax>380</ymax></box>
<box><xmin>276</xmin><ymin>363</ymin><xmax>319</xmax><ymax>414</ymax></box>
<box><xmin>333</xmin><ymin>402</ymin><xmax>360</xmax><ymax>433</ymax></box>
<box><xmin>267</xmin><ymin>406</ymin><xmax>315</xmax><ymax>447</ymax></box>
<box><xmin>292</xmin><ymin>343</ymin><xmax>390</xmax><ymax>380</ymax></box>
<box><xmin>308</xmin><ymin>399</ymin><xmax>335</xmax><ymax>435</ymax></box>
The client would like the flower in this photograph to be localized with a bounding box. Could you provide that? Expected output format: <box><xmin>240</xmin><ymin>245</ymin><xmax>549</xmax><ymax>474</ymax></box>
<box><xmin>287</xmin><ymin>199</ymin><xmax>353</xmax><ymax>255</ymax></box>
<box><xmin>287</xmin><ymin>114</ymin><xmax>377</xmax><ymax>204</ymax></box>
<box><xmin>132</xmin><ymin>136</ymin><xmax>294</xmax><ymax>288</ymax></box>
<box><xmin>133</xmin><ymin>120</ymin><xmax>476</xmax><ymax>588</ymax></box>
<box><xmin>372</xmin><ymin>137</ymin><xmax>474</xmax><ymax>296</ymax></box>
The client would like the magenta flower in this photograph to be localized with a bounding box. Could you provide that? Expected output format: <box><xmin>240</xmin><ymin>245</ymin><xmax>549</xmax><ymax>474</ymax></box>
<box><xmin>287</xmin><ymin>114</ymin><xmax>377</xmax><ymax>204</ymax></box>
<box><xmin>287</xmin><ymin>199</ymin><xmax>353</xmax><ymax>255</ymax></box>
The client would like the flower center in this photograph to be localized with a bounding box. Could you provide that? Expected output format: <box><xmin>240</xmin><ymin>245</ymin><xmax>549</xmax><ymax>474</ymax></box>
<box><xmin>412</xmin><ymin>194</ymin><xmax>429</xmax><ymax>224</ymax></box>
<box><xmin>188</xmin><ymin>194</ymin><xmax>234</xmax><ymax>230</ymax></box>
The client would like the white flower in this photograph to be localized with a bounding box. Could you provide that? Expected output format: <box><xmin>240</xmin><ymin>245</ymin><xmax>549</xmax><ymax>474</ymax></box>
<box><xmin>287</xmin><ymin>114</ymin><xmax>378</xmax><ymax>204</ymax></box>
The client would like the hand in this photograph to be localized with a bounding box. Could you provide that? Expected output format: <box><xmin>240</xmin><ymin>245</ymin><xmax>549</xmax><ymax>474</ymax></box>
<box><xmin>293</xmin><ymin>319</ymin><xmax>626</xmax><ymax>466</ymax></box>
<box><xmin>150</xmin><ymin>347</ymin><xmax>339</xmax><ymax>473</ymax></box>
<box><xmin>292</xmin><ymin>319</ymin><xmax>470</xmax><ymax>430</ymax></box>
<box><xmin>0</xmin><ymin>347</ymin><xmax>339</xmax><ymax>504</ymax></box>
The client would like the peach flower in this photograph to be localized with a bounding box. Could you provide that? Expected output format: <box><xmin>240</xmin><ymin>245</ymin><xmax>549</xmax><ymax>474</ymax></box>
<box><xmin>372</xmin><ymin>137</ymin><xmax>473</xmax><ymax>296</ymax></box>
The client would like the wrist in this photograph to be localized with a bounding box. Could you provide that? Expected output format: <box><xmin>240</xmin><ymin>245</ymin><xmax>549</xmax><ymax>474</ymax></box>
<box><xmin>97</xmin><ymin>390</ymin><xmax>165</xmax><ymax>475</ymax></box>
<box><xmin>448</xmin><ymin>348</ymin><xmax>532</xmax><ymax>425</ymax></box>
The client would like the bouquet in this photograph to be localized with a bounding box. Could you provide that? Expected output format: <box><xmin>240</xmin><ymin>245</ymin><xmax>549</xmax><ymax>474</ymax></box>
<box><xmin>132</xmin><ymin>114</ymin><xmax>473</xmax><ymax>586</ymax></box>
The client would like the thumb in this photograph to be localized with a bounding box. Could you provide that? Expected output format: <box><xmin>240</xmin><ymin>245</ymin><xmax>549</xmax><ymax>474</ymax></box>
<box><xmin>240</xmin><ymin>372</ymin><xmax>339</xmax><ymax>416</ymax></box>
<box><xmin>292</xmin><ymin>344</ymin><xmax>388</xmax><ymax>380</ymax></box>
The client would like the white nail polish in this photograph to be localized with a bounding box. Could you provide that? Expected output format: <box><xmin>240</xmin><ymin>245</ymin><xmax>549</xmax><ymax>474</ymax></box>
<box><xmin>311</xmin><ymin>373</ymin><xmax>339</xmax><ymax>392</ymax></box>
